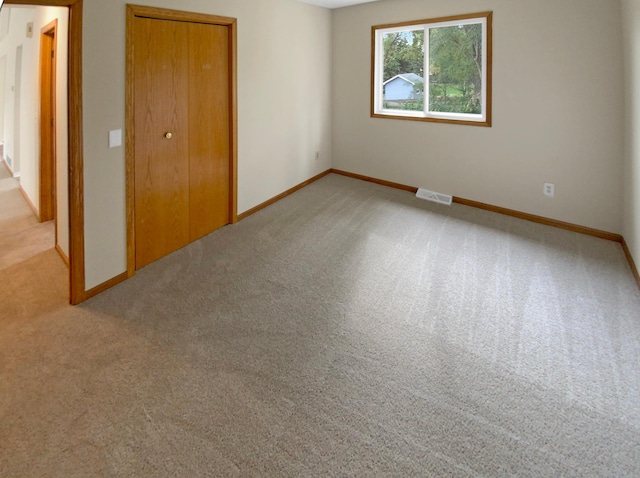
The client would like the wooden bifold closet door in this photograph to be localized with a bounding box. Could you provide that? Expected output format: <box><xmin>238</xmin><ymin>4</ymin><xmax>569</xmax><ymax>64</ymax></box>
<box><xmin>134</xmin><ymin>17</ymin><xmax>230</xmax><ymax>270</ymax></box>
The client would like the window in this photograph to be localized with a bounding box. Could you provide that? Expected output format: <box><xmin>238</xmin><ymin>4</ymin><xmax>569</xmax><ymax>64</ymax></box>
<box><xmin>372</xmin><ymin>12</ymin><xmax>492</xmax><ymax>126</ymax></box>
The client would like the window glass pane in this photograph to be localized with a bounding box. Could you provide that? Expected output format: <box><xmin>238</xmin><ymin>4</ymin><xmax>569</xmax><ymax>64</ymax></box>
<box><xmin>428</xmin><ymin>23</ymin><xmax>482</xmax><ymax>115</ymax></box>
<box><xmin>382</xmin><ymin>29</ymin><xmax>424</xmax><ymax>112</ymax></box>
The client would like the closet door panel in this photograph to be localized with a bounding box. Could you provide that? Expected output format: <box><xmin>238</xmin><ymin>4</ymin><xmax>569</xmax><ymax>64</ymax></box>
<box><xmin>134</xmin><ymin>18</ymin><xmax>189</xmax><ymax>269</ymax></box>
<box><xmin>188</xmin><ymin>22</ymin><xmax>230</xmax><ymax>242</ymax></box>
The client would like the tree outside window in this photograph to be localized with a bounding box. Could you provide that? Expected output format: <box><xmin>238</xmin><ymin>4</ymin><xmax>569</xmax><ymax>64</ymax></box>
<box><xmin>372</xmin><ymin>12</ymin><xmax>492</xmax><ymax>126</ymax></box>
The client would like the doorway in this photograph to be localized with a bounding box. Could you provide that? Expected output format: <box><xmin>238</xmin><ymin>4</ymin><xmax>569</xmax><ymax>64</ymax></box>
<box><xmin>126</xmin><ymin>5</ymin><xmax>238</xmax><ymax>274</ymax></box>
<box><xmin>4</xmin><ymin>0</ymin><xmax>84</xmax><ymax>304</ymax></box>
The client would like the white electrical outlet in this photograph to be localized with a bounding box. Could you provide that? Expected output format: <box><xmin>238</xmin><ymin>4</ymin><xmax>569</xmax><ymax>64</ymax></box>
<box><xmin>315</xmin><ymin>151</ymin><xmax>320</xmax><ymax>161</ymax></box>
<box><xmin>544</xmin><ymin>183</ymin><xmax>555</xmax><ymax>197</ymax></box>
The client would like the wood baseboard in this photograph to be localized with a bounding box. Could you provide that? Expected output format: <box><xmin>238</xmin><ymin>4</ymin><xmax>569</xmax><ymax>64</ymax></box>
<box><xmin>330</xmin><ymin>169</ymin><xmax>639</xmax><ymax>290</ymax></box>
<box><xmin>331</xmin><ymin>169</ymin><xmax>418</xmax><ymax>193</ymax></box>
<box><xmin>331</xmin><ymin>169</ymin><xmax>622</xmax><ymax>242</ymax></box>
<box><xmin>84</xmin><ymin>170</ymin><xmax>331</xmax><ymax>302</ymax></box>
<box><xmin>622</xmin><ymin>239</ymin><xmax>640</xmax><ymax>290</ymax></box>
<box><xmin>18</xmin><ymin>184</ymin><xmax>40</xmax><ymax>220</ymax></box>
<box><xmin>55</xmin><ymin>244</ymin><xmax>70</xmax><ymax>268</ymax></box>
<box><xmin>79</xmin><ymin>168</ymin><xmax>640</xmax><ymax>301</ymax></box>
<box><xmin>1</xmin><ymin>157</ymin><xmax>13</xmax><ymax>176</ymax></box>
<box><xmin>237</xmin><ymin>169</ymin><xmax>332</xmax><ymax>221</ymax></box>
<box><xmin>83</xmin><ymin>271</ymin><xmax>128</xmax><ymax>302</ymax></box>
<box><xmin>452</xmin><ymin>196</ymin><xmax>623</xmax><ymax>243</ymax></box>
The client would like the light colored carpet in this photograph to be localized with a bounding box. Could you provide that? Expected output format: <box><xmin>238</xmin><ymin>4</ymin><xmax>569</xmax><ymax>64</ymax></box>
<box><xmin>1</xmin><ymin>173</ymin><xmax>639</xmax><ymax>476</ymax></box>
<box><xmin>0</xmin><ymin>165</ymin><xmax>55</xmax><ymax>271</ymax></box>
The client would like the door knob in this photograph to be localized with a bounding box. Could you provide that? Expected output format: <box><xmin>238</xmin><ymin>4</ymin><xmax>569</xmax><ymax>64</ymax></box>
<box><xmin>165</xmin><ymin>132</ymin><xmax>173</xmax><ymax>139</ymax></box>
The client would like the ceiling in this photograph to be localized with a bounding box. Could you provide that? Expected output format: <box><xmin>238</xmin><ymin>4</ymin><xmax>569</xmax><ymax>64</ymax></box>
<box><xmin>296</xmin><ymin>0</ymin><xmax>380</xmax><ymax>9</ymax></box>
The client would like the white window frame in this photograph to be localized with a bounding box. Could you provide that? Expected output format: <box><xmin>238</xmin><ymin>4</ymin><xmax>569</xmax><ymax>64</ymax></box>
<box><xmin>372</xmin><ymin>12</ymin><xmax>492</xmax><ymax>127</ymax></box>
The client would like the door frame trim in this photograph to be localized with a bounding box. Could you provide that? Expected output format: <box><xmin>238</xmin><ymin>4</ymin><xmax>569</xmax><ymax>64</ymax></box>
<box><xmin>5</xmin><ymin>0</ymin><xmax>85</xmax><ymax>305</ymax></box>
<box><xmin>39</xmin><ymin>18</ymin><xmax>57</xmax><ymax>224</ymax></box>
<box><xmin>125</xmin><ymin>4</ymin><xmax>238</xmax><ymax>277</ymax></box>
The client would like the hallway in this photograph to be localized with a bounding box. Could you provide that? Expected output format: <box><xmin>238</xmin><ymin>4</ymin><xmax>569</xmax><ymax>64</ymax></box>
<box><xmin>0</xmin><ymin>163</ymin><xmax>67</xmax><ymax>317</ymax></box>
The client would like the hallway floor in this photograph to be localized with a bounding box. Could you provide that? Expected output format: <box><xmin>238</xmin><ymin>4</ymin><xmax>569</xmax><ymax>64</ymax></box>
<box><xmin>0</xmin><ymin>162</ymin><xmax>68</xmax><ymax>315</ymax></box>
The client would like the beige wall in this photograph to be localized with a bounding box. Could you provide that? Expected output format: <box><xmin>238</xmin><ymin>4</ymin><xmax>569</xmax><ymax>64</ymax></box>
<box><xmin>82</xmin><ymin>0</ymin><xmax>332</xmax><ymax>289</ymax></box>
<box><xmin>333</xmin><ymin>0</ymin><xmax>624</xmax><ymax>233</ymax></box>
<box><xmin>0</xmin><ymin>6</ymin><xmax>69</xmax><ymax>257</ymax></box>
<box><xmin>622</xmin><ymin>0</ymin><xmax>640</xmax><ymax>268</ymax></box>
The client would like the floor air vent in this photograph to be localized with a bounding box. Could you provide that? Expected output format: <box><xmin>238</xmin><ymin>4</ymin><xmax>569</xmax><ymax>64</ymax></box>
<box><xmin>416</xmin><ymin>188</ymin><xmax>453</xmax><ymax>206</ymax></box>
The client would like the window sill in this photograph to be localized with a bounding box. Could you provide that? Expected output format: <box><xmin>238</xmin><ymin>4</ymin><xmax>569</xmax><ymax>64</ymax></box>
<box><xmin>371</xmin><ymin>111</ymin><xmax>492</xmax><ymax>127</ymax></box>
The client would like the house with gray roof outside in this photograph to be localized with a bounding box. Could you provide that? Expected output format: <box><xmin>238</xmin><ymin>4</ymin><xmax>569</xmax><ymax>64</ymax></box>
<box><xmin>383</xmin><ymin>73</ymin><xmax>424</xmax><ymax>102</ymax></box>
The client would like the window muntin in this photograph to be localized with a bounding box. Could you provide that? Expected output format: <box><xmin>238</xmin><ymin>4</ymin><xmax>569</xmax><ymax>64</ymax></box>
<box><xmin>372</xmin><ymin>12</ymin><xmax>492</xmax><ymax>126</ymax></box>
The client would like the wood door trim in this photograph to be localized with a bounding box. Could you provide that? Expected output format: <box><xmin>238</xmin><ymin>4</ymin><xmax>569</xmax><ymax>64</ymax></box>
<box><xmin>229</xmin><ymin>21</ymin><xmax>238</xmax><ymax>224</ymax></box>
<box><xmin>39</xmin><ymin>19</ymin><xmax>57</xmax><ymax>224</ymax></box>
<box><xmin>127</xmin><ymin>5</ymin><xmax>235</xmax><ymax>26</ymax></box>
<box><xmin>5</xmin><ymin>0</ymin><xmax>84</xmax><ymax>305</ymax></box>
<box><xmin>126</xmin><ymin>4</ymin><xmax>238</xmax><ymax>276</ymax></box>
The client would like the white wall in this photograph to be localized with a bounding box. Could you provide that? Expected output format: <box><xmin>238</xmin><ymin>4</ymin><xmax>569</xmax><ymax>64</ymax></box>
<box><xmin>333</xmin><ymin>0</ymin><xmax>625</xmax><ymax>233</ymax></box>
<box><xmin>0</xmin><ymin>56</ymin><xmax>6</xmax><ymax>148</ymax></box>
<box><xmin>622</xmin><ymin>0</ymin><xmax>640</xmax><ymax>269</ymax></box>
<box><xmin>0</xmin><ymin>7</ymin><xmax>36</xmax><ymax>178</ymax></box>
<box><xmin>82</xmin><ymin>0</ymin><xmax>332</xmax><ymax>289</ymax></box>
<box><xmin>0</xmin><ymin>6</ymin><xmax>69</xmax><ymax>257</ymax></box>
